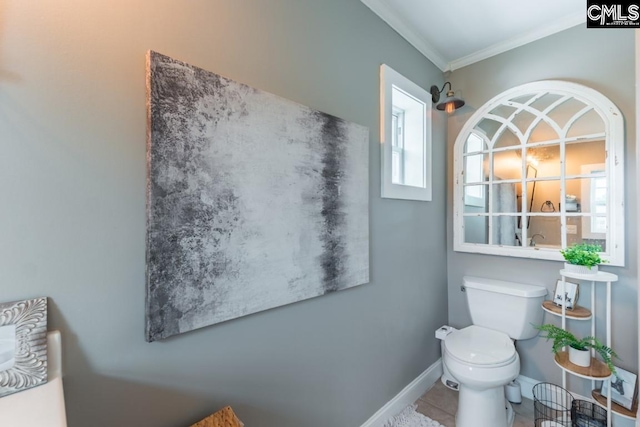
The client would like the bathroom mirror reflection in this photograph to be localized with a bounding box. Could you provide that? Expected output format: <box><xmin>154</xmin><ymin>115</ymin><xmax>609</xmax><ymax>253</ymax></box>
<box><xmin>455</xmin><ymin>81</ymin><xmax>624</xmax><ymax>265</ymax></box>
<box><xmin>462</xmin><ymin>141</ymin><xmax>607</xmax><ymax>250</ymax></box>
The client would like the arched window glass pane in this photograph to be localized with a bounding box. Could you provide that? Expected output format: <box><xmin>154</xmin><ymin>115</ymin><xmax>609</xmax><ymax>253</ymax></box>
<box><xmin>566</xmin><ymin>109</ymin><xmax>605</xmax><ymax>138</ymax></box>
<box><xmin>474</xmin><ymin>118</ymin><xmax>502</xmax><ymax>141</ymax></box>
<box><xmin>489</xmin><ymin>105</ymin><xmax>517</xmax><ymax>119</ymax></box>
<box><xmin>494</xmin><ymin>127</ymin><xmax>521</xmax><ymax>149</ymax></box>
<box><xmin>530</xmin><ymin>93</ymin><xmax>564</xmax><ymax>112</ymax></box>
<box><xmin>512</xmin><ymin>110</ymin><xmax>536</xmax><ymax>135</ymax></box>
<box><xmin>547</xmin><ymin>98</ymin><xmax>588</xmax><ymax>130</ymax></box>
<box><xmin>526</xmin><ymin>145</ymin><xmax>560</xmax><ymax>178</ymax></box>
<box><xmin>528</xmin><ymin>120</ymin><xmax>559</xmax><ymax>143</ymax></box>
<box><xmin>493</xmin><ymin>149</ymin><xmax>522</xmax><ymax>181</ymax></box>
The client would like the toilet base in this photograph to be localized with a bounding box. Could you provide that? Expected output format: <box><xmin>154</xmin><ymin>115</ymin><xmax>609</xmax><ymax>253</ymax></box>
<box><xmin>506</xmin><ymin>400</ymin><xmax>515</xmax><ymax>427</ymax></box>
<box><xmin>456</xmin><ymin>384</ymin><xmax>513</xmax><ymax>427</ymax></box>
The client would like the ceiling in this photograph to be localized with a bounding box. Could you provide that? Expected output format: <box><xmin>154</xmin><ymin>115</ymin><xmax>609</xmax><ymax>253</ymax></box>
<box><xmin>361</xmin><ymin>0</ymin><xmax>585</xmax><ymax>72</ymax></box>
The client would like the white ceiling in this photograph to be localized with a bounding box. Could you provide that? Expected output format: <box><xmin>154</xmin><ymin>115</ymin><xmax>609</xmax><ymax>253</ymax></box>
<box><xmin>361</xmin><ymin>0</ymin><xmax>585</xmax><ymax>71</ymax></box>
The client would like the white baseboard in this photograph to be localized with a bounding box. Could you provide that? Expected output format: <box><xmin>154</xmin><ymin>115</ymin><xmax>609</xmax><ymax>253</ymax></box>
<box><xmin>516</xmin><ymin>375</ymin><xmax>540</xmax><ymax>401</ymax></box>
<box><xmin>517</xmin><ymin>374</ymin><xmax>591</xmax><ymax>402</ymax></box>
<box><xmin>360</xmin><ymin>358</ymin><xmax>443</xmax><ymax>427</ymax></box>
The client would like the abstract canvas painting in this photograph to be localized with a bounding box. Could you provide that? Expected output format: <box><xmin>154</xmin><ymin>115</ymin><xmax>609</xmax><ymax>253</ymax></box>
<box><xmin>146</xmin><ymin>51</ymin><xmax>369</xmax><ymax>342</ymax></box>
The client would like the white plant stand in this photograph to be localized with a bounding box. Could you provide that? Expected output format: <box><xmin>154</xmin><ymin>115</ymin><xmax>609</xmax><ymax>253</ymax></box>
<box><xmin>543</xmin><ymin>269</ymin><xmax>637</xmax><ymax>426</ymax></box>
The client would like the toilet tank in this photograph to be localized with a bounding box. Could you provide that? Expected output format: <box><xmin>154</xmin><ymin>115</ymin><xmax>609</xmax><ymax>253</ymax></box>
<box><xmin>463</xmin><ymin>276</ymin><xmax>547</xmax><ymax>340</ymax></box>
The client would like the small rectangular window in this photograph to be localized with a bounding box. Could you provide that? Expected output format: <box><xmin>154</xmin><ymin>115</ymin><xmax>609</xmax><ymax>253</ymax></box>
<box><xmin>380</xmin><ymin>64</ymin><xmax>432</xmax><ymax>201</ymax></box>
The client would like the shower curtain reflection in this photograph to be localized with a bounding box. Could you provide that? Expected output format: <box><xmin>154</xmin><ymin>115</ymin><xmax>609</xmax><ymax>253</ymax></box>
<box><xmin>492</xmin><ymin>183</ymin><xmax>517</xmax><ymax>245</ymax></box>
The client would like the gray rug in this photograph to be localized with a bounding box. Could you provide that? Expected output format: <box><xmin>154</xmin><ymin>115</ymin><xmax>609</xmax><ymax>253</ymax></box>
<box><xmin>384</xmin><ymin>405</ymin><xmax>444</xmax><ymax>427</ymax></box>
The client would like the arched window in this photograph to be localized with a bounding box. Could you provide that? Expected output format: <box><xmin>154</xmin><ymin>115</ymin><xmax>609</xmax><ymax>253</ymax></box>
<box><xmin>454</xmin><ymin>81</ymin><xmax>624</xmax><ymax>265</ymax></box>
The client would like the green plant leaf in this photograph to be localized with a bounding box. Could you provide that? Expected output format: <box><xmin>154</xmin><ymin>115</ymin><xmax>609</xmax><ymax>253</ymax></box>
<box><xmin>560</xmin><ymin>243</ymin><xmax>608</xmax><ymax>267</ymax></box>
<box><xmin>535</xmin><ymin>324</ymin><xmax>617</xmax><ymax>374</ymax></box>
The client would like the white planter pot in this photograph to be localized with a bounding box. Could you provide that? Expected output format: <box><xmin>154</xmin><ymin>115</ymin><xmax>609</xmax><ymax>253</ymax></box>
<box><xmin>564</xmin><ymin>263</ymin><xmax>598</xmax><ymax>275</ymax></box>
<box><xmin>568</xmin><ymin>346</ymin><xmax>591</xmax><ymax>367</ymax></box>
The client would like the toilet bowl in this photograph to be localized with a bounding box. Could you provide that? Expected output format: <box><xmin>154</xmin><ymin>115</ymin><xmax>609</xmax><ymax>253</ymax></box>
<box><xmin>447</xmin><ymin>277</ymin><xmax>547</xmax><ymax>427</ymax></box>
<box><xmin>444</xmin><ymin>325</ymin><xmax>520</xmax><ymax>427</ymax></box>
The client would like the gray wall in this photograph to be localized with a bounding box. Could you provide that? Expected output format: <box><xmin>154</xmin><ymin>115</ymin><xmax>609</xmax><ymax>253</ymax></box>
<box><xmin>447</xmin><ymin>26</ymin><xmax>637</xmax><ymax>403</ymax></box>
<box><xmin>0</xmin><ymin>1</ymin><xmax>448</xmax><ymax>426</ymax></box>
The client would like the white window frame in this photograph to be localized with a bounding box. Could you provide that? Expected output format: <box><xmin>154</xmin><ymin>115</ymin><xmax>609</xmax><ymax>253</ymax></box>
<box><xmin>581</xmin><ymin>164</ymin><xmax>608</xmax><ymax>237</ymax></box>
<box><xmin>380</xmin><ymin>64</ymin><xmax>432</xmax><ymax>201</ymax></box>
<box><xmin>464</xmin><ymin>133</ymin><xmax>486</xmax><ymax>207</ymax></box>
<box><xmin>453</xmin><ymin>80</ymin><xmax>625</xmax><ymax>266</ymax></box>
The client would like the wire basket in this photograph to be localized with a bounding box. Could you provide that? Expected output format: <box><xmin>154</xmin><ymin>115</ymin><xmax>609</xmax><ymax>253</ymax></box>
<box><xmin>533</xmin><ymin>382</ymin><xmax>574</xmax><ymax>427</ymax></box>
<box><xmin>571</xmin><ymin>400</ymin><xmax>607</xmax><ymax>427</ymax></box>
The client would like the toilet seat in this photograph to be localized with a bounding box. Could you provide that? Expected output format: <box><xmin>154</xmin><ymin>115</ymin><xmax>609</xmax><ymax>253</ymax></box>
<box><xmin>444</xmin><ymin>325</ymin><xmax>516</xmax><ymax>367</ymax></box>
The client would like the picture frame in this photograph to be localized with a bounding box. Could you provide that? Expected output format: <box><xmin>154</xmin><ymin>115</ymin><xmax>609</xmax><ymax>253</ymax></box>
<box><xmin>553</xmin><ymin>280</ymin><xmax>579</xmax><ymax>310</ymax></box>
<box><xmin>602</xmin><ymin>366</ymin><xmax>638</xmax><ymax>410</ymax></box>
<box><xmin>0</xmin><ymin>297</ymin><xmax>48</xmax><ymax>397</ymax></box>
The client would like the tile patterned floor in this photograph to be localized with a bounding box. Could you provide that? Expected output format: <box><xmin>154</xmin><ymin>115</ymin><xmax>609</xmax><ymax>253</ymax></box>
<box><xmin>415</xmin><ymin>380</ymin><xmax>535</xmax><ymax>426</ymax></box>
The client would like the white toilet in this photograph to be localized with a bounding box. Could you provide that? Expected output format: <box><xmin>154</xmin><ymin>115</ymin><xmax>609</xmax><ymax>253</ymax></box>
<box><xmin>444</xmin><ymin>276</ymin><xmax>546</xmax><ymax>427</ymax></box>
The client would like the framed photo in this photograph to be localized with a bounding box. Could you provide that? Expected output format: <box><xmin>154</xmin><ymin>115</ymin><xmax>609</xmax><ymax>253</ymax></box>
<box><xmin>602</xmin><ymin>366</ymin><xmax>638</xmax><ymax>410</ymax></box>
<box><xmin>0</xmin><ymin>298</ymin><xmax>48</xmax><ymax>397</ymax></box>
<box><xmin>553</xmin><ymin>280</ymin><xmax>579</xmax><ymax>310</ymax></box>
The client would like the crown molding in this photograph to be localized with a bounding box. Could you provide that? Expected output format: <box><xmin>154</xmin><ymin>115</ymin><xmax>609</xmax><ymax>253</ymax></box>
<box><xmin>361</xmin><ymin>0</ymin><xmax>449</xmax><ymax>71</ymax></box>
<box><xmin>447</xmin><ymin>12</ymin><xmax>586</xmax><ymax>71</ymax></box>
<box><xmin>362</xmin><ymin>0</ymin><xmax>586</xmax><ymax>73</ymax></box>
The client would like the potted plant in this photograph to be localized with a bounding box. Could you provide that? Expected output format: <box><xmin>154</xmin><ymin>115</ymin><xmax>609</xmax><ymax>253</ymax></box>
<box><xmin>536</xmin><ymin>324</ymin><xmax>617</xmax><ymax>373</ymax></box>
<box><xmin>560</xmin><ymin>243</ymin><xmax>608</xmax><ymax>274</ymax></box>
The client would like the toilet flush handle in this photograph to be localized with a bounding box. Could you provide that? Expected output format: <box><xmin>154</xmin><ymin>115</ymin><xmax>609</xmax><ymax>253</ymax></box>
<box><xmin>460</xmin><ymin>286</ymin><xmax>466</xmax><ymax>292</ymax></box>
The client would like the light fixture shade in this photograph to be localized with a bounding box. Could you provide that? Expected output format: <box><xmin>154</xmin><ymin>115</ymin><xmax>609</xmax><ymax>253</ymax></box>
<box><xmin>431</xmin><ymin>82</ymin><xmax>465</xmax><ymax>113</ymax></box>
<box><xmin>436</xmin><ymin>92</ymin><xmax>465</xmax><ymax>113</ymax></box>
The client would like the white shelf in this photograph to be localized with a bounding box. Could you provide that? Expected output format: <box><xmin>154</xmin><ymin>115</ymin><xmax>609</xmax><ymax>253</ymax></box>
<box><xmin>541</xmin><ymin>300</ymin><xmax>592</xmax><ymax>320</ymax></box>
<box><xmin>552</xmin><ymin>268</ymin><xmax>627</xmax><ymax>427</ymax></box>
<box><xmin>554</xmin><ymin>352</ymin><xmax>612</xmax><ymax>380</ymax></box>
<box><xmin>592</xmin><ymin>389</ymin><xmax>638</xmax><ymax>421</ymax></box>
<box><xmin>559</xmin><ymin>269</ymin><xmax>618</xmax><ymax>282</ymax></box>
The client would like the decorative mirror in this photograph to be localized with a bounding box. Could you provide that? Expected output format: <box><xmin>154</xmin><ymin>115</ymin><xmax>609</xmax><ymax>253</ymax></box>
<box><xmin>454</xmin><ymin>81</ymin><xmax>624</xmax><ymax>265</ymax></box>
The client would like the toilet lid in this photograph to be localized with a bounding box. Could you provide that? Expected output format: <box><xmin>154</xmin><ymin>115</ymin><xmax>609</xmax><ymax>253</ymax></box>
<box><xmin>445</xmin><ymin>325</ymin><xmax>516</xmax><ymax>366</ymax></box>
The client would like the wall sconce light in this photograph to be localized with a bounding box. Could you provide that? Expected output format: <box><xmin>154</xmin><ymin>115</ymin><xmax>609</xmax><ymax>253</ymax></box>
<box><xmin>430</xmin><ymin>82</ymin><xmax>465</xmax><ymax>114</ymax></box>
